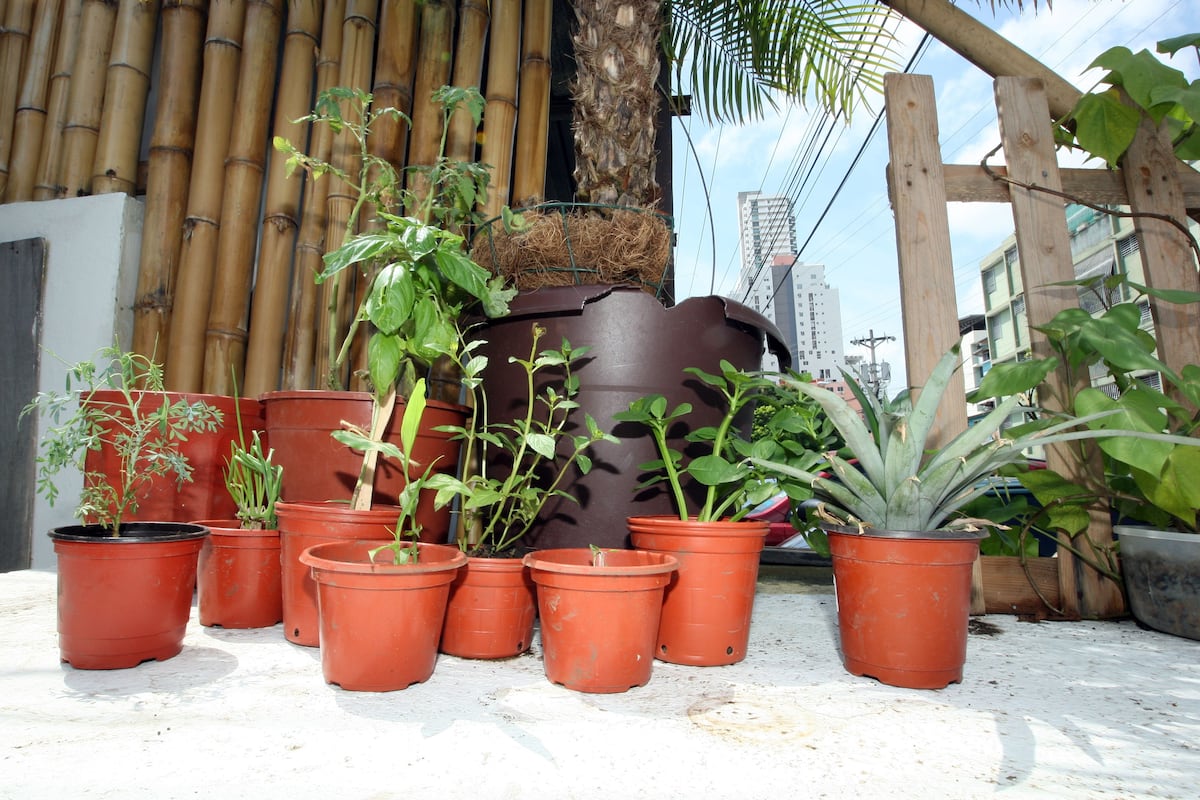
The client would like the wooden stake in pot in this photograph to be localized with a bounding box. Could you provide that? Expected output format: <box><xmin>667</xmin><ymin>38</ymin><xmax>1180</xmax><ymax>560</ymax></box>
<box><xmin>131</xmin><ymin>0</ymin><xmax>208</xmax><ymax>363</ymax></box>
<box><xmin>57</xmin><ymin>0</ymin><xmax>118</xmax><ymax>197</ymax></box>
<box><xmin>91</xmin><ymin>0</ymin><xmax>160</xmax><ymax>195</ymax></box>
<box><xmin>4</xmin><ymin>0</ymin><xmax>61</xmax><ymax>203</ymax></box>
<box><xmin>202</xmin><ymin>0</ymin><xmax>286</xmax><ymax>396</ymax></box>
<box><xmin>165</xmin><ymin>0</ymin><xmax>247</xmax><ymax>391</ymax></box>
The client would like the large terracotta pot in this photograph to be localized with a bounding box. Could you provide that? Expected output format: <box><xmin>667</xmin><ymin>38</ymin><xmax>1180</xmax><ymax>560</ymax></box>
<box><xmin>276</xmin><ymin>501</ymin><xmax>401</xmax><ymax>646</ymax></box>
<box><xmin>49</xmin><ymin>522</ymin><xmax>209</xmax><ymax>669</ymax></box>
<box><xmin>259</xmin><ymin>390</ymin><xmax>465</xmax><ymax>540</ymax></box>
<box><xmin>194</xmin><ymin>519</ymin><xmax>282</xmax><ymax>629</ymax></box>
<box><xmin>439</xmin><ymin>556</ymin><xmax>536</xmax><ymax>659</ymax></box>
<box><xmin>1115</xmin><ymin>525</ymin><xmax>1200</xmax><ymax>641</ymax></box>
<box><xmin>825</xmin><ymin>525</ymin><xmax>987</xmax><ymax>690</ymax></box>
<box><xmin>82</xmin><ymin>392</ymin><xmax>263</xmax><ymax>523</ymax></box>
<box><xmin>523</xmin><ymin>548</ymin><xmax>678</xmax><ymax>694</ymax></box>
<box><xmin>300</xmin><ymin>540</ymin><xmax>466</xmax><ymax>692</ymax></box>
<box><xmin>476</xmin><ymin>285</ymin><xmax>787</xmax><ymax>549</ymax></box>
<box><xmin>627</xmin><ymin>515</ymin><xmax>768</xmax><ymax>666</ymax></box>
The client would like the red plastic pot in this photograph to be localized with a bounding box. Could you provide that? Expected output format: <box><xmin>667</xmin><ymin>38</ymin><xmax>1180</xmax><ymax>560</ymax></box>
<box><xmin>300</xmin><ymin>540</ymin><xmax>467</xmax><ymax>692</ymax></box>
<box><xmin>826</xmin><ymin>525</ymin><xmax>986</xmax><ymax>690</ymax></box>
<box><xmin>523</xmin><ymin>548</ymin><xmax>678</xmax><ymax>693</ymax></box>
<box><xmin>49</xmin><ymin>522</ymin><xmax>209</xmax><ymax>670</ymax></box>
<box><xmin>260</xmin><ymin>390</ymin><xmax>465</xmax><ymax>539</ymax></box>
<box><xmin>439</xmin><ymin>556</ymin><xmax>536</xmax><ymax>659</ymax></box>
<box><xmin>276</xmin><ymin>501</ymin><xmax>401</xmax><ymax>646</ymax></box>
<box><xmin>194</xmin><ymin>519</ymin><xmax>282</xmax><ymax>629</ymax></box>
<box><xmin>627</xmin><ymin>515</ymin><xmax>767</xmax><ymax>666</ymax></box>
<box><xmin>82</xmin><ymin>392</ymin><xmax>263</xmax><ymax>523</ymax></box>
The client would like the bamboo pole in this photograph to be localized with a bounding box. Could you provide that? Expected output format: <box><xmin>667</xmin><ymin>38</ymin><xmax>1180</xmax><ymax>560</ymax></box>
<box><xmin>404</xmin><ymin>0</ymin><xmax>453</xmax><ymax>214</ymax></box>
<box><xmin>0</xmin><ymin>0</ymin><xmax>38</xmax><ymax>200</ymax></box>
<box><xmin>4</xmin><ymin>0</ymin><xmax>61</xmax><ymax>202</ymax></box>
<box><xmin>130</xmin><ymin>0</ymin><xmax>207</xmax><ymax>363</ymax></box>
<box><xmin>58</xmin><ymin>0</ymin><xmax>119</xmax><ymax>197</ymax></box>
<box><xmin>164</xmin><ymin>0</ymin><xmax>247</xmax><ymax>391</ymax></box>
<box><xmin>316</xmin><ymin>0</ymin><xmax>378</xmax><ymax>390</ymax></box>
<box><xmin>444</xmin><ymin>0</ymin><xmax>488</xmax><ymax>163</ymax></box>
<box><xmin>476</xmin><ymin>0</ymin><xmax>518</xmax><ymax>220</ymax></box>
<box><xmin>511</xmin><ymin>0</ymin><xmax>551</xmax><ymax>207</ymax></box>
<box><xmin>33</xmin><ymin>0</ymin><xmax>83</xmax><ymax>200</ymax></box>
<box><xmin>90</xmin><ymin>0</ymin><xmax>160</xmax><ymax>195</ymax></box>
<box><xmin>242</xmin><ymin>0</ymin><xmax>323</xmax><ymax>396</ymax></box>
<box><xmin>202</xmin><ymin>0</ymin><xmax>285</xmax><ymax>395</ymax></box>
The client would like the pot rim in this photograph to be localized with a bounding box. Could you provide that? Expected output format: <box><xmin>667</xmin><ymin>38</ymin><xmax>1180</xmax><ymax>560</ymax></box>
<box><xmin>48</xmin><ymin>522</ymin><xmax>210</xmax><ymax>543</ymax></box>
<box><xmin>299</xmin><ymin>539</ymin><xmax>467</xmax><ymax>574</ymax></box>
<box><xmin>523</xmin><ymin>547</ymin><xmax>679</xmax><ymax>576</ymax></box>
<box><xmin>822</xmin><ymin>523</ymin><xmax>989</xmax><ymax>542</ymax></box>
<box><xmin>1113</xmin><ymin>524</ymin><xmax>1199</xmax><ymax>544</ymax></box>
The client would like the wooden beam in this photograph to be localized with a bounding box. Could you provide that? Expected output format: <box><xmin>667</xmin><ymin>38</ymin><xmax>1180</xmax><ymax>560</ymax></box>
<box><xmin>943</xmin><ymin>163</ymin><xmax>1200</xmax><ymax>207</ymax></box>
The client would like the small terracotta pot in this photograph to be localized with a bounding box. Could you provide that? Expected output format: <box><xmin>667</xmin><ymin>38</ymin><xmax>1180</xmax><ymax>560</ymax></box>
<box><xmin>627</xmin><ymin>515</ymin><xmax>767</xmax><ymax>666</ymax></box>
<box><xmin>49</xmin><ymin>522</ymin><xmax>209</xmax><ymax>670</ymax></box>
<box><xmin>194</xmin><ymin>519</ymin><xmax>282</xmax><ymax>629</ymax></box>
<box><xmin>300</xmin><ymin>540</ymin><xmax>466</xmax><ymax>692</ymax></box>
<box><xmin>825</xmin><ymin>525</ymin><xmax>986</xmax><ymax>690</ymax></box>
<box><xmin>276</xmin><ymin>501</ymin><xmax>401</xmax><ymax>646</ymax></box>
<box><xmin>523</xmin><ymin>548</ymin><xmax>678</xmax><ymax>693</ymax></box>
<box><xmin>439</xmin><ymin>556</ymin><xmax>536</xmax><ymax>659</ymax></box>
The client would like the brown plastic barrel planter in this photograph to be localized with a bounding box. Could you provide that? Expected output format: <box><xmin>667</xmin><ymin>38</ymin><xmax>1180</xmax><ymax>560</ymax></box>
<box><xmin>300</xmin><ymin>540</ymin><xmax>466</xmax><ymax>692</ymax></box>
<box><xmin>49</xmin><ymin>523</ymin><xmax>209</xmax><ymax>669</ymax></box>
<box><xmin>825</xmin><ymin>524</ymin><xmax>987</xmax><ymax>690</ymax></box>
<box><xmin>476</xmin><ymin>285</ymin><xmax>787</xmax><ymax>550</ymax></box>
<box><xmin>627</xmin><ymin>515</ymin><xmax>768</xmax><ymax>666</ymax></box>
<box><xmin>439</xmin><ymin>556</ymin><xmax>537</xmax><ymax>659</ymax></box>
<box><xmin>276</xmin><ymin>501</ymin><xmax>402</xmax><ymax>646</ymax></box>
<box><xmin>524</xmin><ymin>548</ymin><xmax>678</xmax><ymax>693</ymax></box>
<box><xmin>195</xmin><ymin>519</ymin><xmax>282</xmax><ymax>629</ymax></box>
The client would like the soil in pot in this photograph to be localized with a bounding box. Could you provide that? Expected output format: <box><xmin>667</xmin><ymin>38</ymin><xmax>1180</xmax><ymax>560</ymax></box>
<box><xmin>1116</xmin><ymin>526</ymin><xmax>1200</xmax><ymax>641</ymax></box>
<box><xmin>523</xmin><ymin>548</ymin><xmax>678</xmax><ymax>693</ymax></box>
<box><xmin>50</xmin><ymin>522</ymin><xmax>209</xmax><ymax>669</ymax></box>
<box><xmin>300</xmin><ymin>540</ymin><xmax>467</xmax><ymax>692</ymax></box>
<box><xmin>627</xmin><ymin>515</ymin><xmax>768</xmax><ymax>666</ymax></box>
<box><xmin>195</xmin><ymin>519</ymin><xmax>282</xmax><ymax>629</ymax></box>
<box><xmin>826</xmin><ymin>525</ymin><xmax>986</xmax><ymax>690</ymax></box>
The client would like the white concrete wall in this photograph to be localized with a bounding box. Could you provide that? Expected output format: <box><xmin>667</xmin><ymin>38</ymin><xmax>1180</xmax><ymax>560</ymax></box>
<box><xmin>0</xmin><ymin>194</ymin><xmax>144</xmax><ymax>570</ymax></box>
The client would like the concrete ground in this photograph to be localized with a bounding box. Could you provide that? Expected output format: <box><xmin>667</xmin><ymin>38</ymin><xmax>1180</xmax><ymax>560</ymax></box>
<box><xmin>2</xmin><ymin>565</ymin><xmax>1197</xmax><ymax>800</ymax></box>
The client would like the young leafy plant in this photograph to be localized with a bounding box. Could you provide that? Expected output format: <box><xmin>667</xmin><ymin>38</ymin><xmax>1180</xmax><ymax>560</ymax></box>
<box><xmin>23</xmin><ymin>345</ymin><xmax>223</xmax><ymax>536</ymax></box>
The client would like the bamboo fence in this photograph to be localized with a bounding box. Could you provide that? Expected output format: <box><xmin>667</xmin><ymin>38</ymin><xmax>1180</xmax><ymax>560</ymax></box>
<box><xmin>0</xmin><ymin>0</ymin><xmax>577</xmax><ymax>394</ymax></box>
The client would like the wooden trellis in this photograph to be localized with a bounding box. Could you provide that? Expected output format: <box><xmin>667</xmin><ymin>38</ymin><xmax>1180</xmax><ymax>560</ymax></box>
<box><xmin>885</xmin><ymin>72</ymin><xmax>1200</xmax><ymax>620</ymax></box>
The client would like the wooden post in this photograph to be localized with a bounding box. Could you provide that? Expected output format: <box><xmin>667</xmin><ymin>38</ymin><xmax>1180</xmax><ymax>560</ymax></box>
<box><xmin>995</xmin><ymin>76</ymin><xmax>1124</xmax><ymax>620</ymax></box>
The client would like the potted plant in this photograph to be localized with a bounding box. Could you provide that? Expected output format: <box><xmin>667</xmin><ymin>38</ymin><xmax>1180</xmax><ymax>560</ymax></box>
<box><xmin>22</xmin><ymin>345</ymin><xmax>222</xmax><ymax>669</ymax></box>
<box><xmin>270</xmin><ymin>86</ymin><xmax>516</xmax><ymax>646</ymax></box>
<box><xmin>980</xmin><ymin>279</ymin><xmax>1200</xmax><ymax>640</ymax></box>
<box><xmin>750</xmin><ymin>343</ymin><xmax>1190</xmax><ymax>688</ymax></box>
<box><xmin>195</xmin><ymin>403</ymin><xmax>285</xmax><ymax>629</ymax></box>
<box><xmin>299</xmin><ymin>378</ymin><xmax>468</xmax><ymax>692</ymax></box>
<box><xmin>613</xmin><ymin>362</ymin><xmax>811</xmax><ymax>666</ymax></box>
<box><xmin>522</xmin><ymin>545</ymin><xmax>679</xmax><ymax>693</ymax></box>
<box><xmin>423</xmin><ymin>323</ymin><xmax>616</xmax><ymax>659</ymax></box>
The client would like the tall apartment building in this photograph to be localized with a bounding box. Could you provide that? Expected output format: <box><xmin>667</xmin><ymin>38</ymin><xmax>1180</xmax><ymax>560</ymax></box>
<box><xmin>734</xmin><ymin>191</ymin><xmax>845</xmax><ymax>377</ymax></box>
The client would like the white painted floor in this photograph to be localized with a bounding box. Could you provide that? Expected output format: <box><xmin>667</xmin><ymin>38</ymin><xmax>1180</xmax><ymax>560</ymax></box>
<box><xmin>2</xmin><ymin>567</ymin><xmax>1198</xmax><ymax>800</ymax></box>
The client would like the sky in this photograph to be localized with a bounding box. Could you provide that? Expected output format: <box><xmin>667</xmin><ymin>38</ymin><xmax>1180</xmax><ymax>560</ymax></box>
<box><xmin>668</xmin><ymin>0</ymin><xmax>1200</xmax><ymax>394</ymax></box>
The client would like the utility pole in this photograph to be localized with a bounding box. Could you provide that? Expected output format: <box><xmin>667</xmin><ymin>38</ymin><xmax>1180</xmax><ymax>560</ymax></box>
<box><xmin>851</xmin><ymin>330</ymin><xmax>894</xmax><ymax>399</ymax></box>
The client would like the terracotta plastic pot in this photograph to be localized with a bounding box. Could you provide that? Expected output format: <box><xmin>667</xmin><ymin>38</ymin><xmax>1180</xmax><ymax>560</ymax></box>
<box><xmin>476</xmin><ymin>285</ymin><xmax>787</xmax><ymax>549</ymax></box>
<box><xmin>194</xmin><ymin>519</ymin><xmax>282</xmax><ymax>629</ymax></box>
<box><xmin>523</xmin><ymin>548</ymin><xmax>678</xmax><ymax>693</ymax></box>
<box><xmin>260</xmin><ymin>390</ymin><xmax>465</xmax><ymax>538</ymax></box>
<box><xmin>300</xmin><ymin>540</ymin><xmax>467</xmax><ymax>692</ymax></box>
<box><xmin>49</xmin><ymin>522</ymin><xmax>209</xmax><ymax>670</ymax></box>
<box><xmin>82</xmin><ymin>392</ymin><xmax>263</xmax><ymax>523</ymax></box>
<box><xmin>439</xmin><ymin>556</ymin><xmax>536</xmax><ymax>659</ymax></box>
<box><xmin>1115</xmin><ymin>525</ymin><xmax>1200</xmax><ymax>641</ymax></box>
<box><xmin>276</xmin><ymin>501</ymin><xmax>402</xmax><ymax>646</ymax></box>
<box><xmin>825</xmin><ymin>525</ymin><xmax>986</xmax><ymax>690</ymax></box>
<box><xmin>627</xmin><ymin>515</ymin><xmax>768</xmax><ymax>666</ymax></box>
